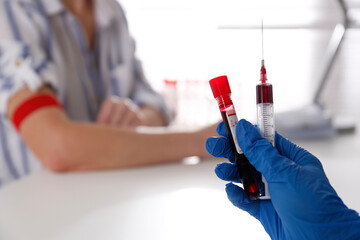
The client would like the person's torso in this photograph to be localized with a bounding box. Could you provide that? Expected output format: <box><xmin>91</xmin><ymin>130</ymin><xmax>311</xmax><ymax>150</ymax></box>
<box><xmin>0</xmin><ymin>0</ymin><xmax>136</xmax><ymax>187</ymax></box>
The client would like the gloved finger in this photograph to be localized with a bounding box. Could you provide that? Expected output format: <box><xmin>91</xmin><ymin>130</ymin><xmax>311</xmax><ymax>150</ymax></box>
<box><xmin>215</xmin><ymin>163</ymin><xmax>241</xmax><ymax>183</ymax></box>
<box><xmin>206</xmin><ymin>137</ymin><xmax>235</xmax><ymax>162</ymax></box>
<box><xmin>227</xmin><ymin>180</ymin><xmax>281</xmax><ymax>239</ymax></box>
<box><xmin>216</xmin><ymin>121</ymin><xmax>228</xmax><ymax>137</ymax></box>
<box><xmin>258</xmin><ymin>201</ymin><xmax>283</xmax><ymax>240</ymax></box>
<box><xmin>236</xmin><ymin>119</ymin><xmax>299</xmax><ymax>182</ymax></box>
<box><xmin>275</xmin><ymin>132</ymin><xmax>323</xmax><ymax>169</ymax></box>
<box><xmin>226</xmin><ymin>183</ymin><xmax>260</xmax><ymax>219</ymax></box>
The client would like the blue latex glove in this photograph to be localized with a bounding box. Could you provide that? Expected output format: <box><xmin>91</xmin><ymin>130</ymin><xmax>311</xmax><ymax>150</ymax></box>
<box><xmin>206</xmin><ymin>119</ymin><xmax>360</xmax><ymax>240</ymax></box>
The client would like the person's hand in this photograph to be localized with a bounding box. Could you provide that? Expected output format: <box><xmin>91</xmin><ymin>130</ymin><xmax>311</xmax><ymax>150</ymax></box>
<box><xmin>97</xmin><ymin>97</ymin><xmax>143</xmax><ymax>128</ymax></box>
<box><xmin>206</xmin><ymin>119</ymin><xmax>360</xmax><ymax>240</ymax></box>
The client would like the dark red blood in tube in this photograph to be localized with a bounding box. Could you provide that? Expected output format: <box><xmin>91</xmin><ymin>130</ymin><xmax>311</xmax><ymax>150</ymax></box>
<box><xmin>220</xmin><ymin>111</ymin><xmax>259</xmax><ymax>200</ymax></box>
<box><xmin>210</xmin><ymin>76</ymin><xmax>260</xmax><ymax>200</ymax></box>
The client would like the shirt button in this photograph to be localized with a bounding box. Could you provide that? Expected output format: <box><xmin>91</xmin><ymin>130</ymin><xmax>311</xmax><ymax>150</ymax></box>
<box><xmin>15</xmin><ymin>60</ymin><xmax>22</xmax><ymax>67</ymax></box>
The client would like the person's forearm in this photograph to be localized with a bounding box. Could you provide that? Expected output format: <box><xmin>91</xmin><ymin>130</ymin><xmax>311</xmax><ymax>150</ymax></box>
<box><xmin>9</xmin><ymin>87</ymin><xmax>206</xmax><ymax>172</ymax></box>
<box><xmin>20</xmin><ymin>108</ymin><xmax>202</xmax><ymax>172</ymax></box>
<box><xmin>58</xmin><ymin>122</ymin><xmax>201</xmax><ymax>171</ymax></box>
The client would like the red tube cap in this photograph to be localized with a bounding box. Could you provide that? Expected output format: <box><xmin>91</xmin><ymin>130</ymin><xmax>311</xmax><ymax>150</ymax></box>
<box><xmin>209</xmin><ymin>75</ymin><xmax>232</xmax><ymax>99</ymax></box>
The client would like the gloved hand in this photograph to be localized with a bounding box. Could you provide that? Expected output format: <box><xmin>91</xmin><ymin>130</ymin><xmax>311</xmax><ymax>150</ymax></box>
<box><xmin>206</xmin><ymin>119</ymin><xmax>360</xmax><ymax>240</ymax></box>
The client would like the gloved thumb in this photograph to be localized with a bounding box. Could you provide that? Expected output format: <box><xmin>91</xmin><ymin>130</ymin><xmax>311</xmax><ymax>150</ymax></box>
<box><xmin>236</xmin><ymin>119</ymin><xmax>299</xmax><ymax>183</ymax></box>
<box><xmin>226</xmin><ymin>183</ymin><xmax>260</xmax><ymax>219</ymax></box>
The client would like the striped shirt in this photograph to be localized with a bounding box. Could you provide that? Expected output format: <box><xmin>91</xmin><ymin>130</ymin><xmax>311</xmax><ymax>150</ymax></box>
<box><xmin>0</xmin><ymin>0</ymin><xmax>171</xmax><ymax>188</ymax></box>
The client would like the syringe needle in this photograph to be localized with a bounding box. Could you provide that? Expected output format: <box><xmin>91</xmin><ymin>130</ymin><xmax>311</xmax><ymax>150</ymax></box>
<box><xmin>260</xmin><ymin>19</ymin><xmax>267</xmax><ymax>83</ymax></box>
<box><xmin>261</xmin><ymin>19</ymin><xmax>264</xmax><ymax>61</ymax></box>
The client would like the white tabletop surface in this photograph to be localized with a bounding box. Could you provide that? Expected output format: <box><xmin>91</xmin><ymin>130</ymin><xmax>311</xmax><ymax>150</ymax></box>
<box><xmin>0</xmin><ymin>157</ymin><xmax>270</xmax><ymax>240</ymax></box>
<box><xmin>0</xmin><ymin>128</ymin><xmax>359</xmax><ymax>240</ymax></box>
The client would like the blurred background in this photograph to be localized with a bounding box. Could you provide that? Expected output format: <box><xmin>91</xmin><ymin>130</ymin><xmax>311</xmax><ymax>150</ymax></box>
<box><xmin>119</xmin><ymin>0</ymin><xmax>360</xmax><ymax>127</ymax></box>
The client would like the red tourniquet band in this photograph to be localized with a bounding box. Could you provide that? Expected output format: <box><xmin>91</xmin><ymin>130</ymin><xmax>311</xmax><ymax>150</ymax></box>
<box><xmin>12</xmin><ymin>95</ymin><xmax>63</xmax><ymax>131</ymax></box>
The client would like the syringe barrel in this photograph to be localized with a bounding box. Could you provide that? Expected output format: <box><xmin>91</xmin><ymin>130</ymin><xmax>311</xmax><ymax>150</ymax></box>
<box><xmin>209</xmin><ymin>76</ymin><xmax>260</xmax><ymax>200</ymax></box>
<box><xmin>256</xmin><ymin>83</ymin><xmax>275</xmax><ymax>146</ymax></box>
<box><xmin>256</xmin><ymin>82</ymin><xmax>275</xmax><ymax>200</ymax></box>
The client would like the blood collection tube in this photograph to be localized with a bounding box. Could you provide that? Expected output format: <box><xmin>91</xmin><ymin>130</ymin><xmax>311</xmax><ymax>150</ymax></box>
<box><xmin>256</xmin><ymin>60</ymin><xmax>274</xmax><ymax>199</ymax></box>
<box><xmin>209</xmin><ymin>75</ymin><xmax>260</xmax><ymax>200</ymax></box>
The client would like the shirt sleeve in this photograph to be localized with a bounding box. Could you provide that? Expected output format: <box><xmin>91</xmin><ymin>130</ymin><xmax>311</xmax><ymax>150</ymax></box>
<box><xmin>130</xmin><ymin>58</ymin><xmax>174</xmax><ymax>124</ymax></box>
<box><xmin>113</xmin><ymin>2</ymin><xmax>173</xmax><ymax>124</ymax></box>
<box><xmin>0</xmin><ymin>1</ymin><xmax>59</xmax><ymax>115</ymax></box>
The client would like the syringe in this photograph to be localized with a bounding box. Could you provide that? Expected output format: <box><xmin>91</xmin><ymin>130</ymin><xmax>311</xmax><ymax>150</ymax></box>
<box><xmin>257</xmin><ymin>60</ymin><xmax>275</xmax><ymax>145</ymax></box>
<box><xmin>256</xmin><ymin>21</ymin><xmax>274</xmax><ymax>199</ymax></box>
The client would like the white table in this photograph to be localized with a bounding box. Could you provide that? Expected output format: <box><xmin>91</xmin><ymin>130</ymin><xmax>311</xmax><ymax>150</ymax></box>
<box><xmin>0</xmin><ymin>158</ymin><xmax>269</xmax><ymax>240</ymax></box>
<box><xmin>0</xmin><ymin>131</ymin><xmax>359</xmax><ymax>240</ymax></box>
